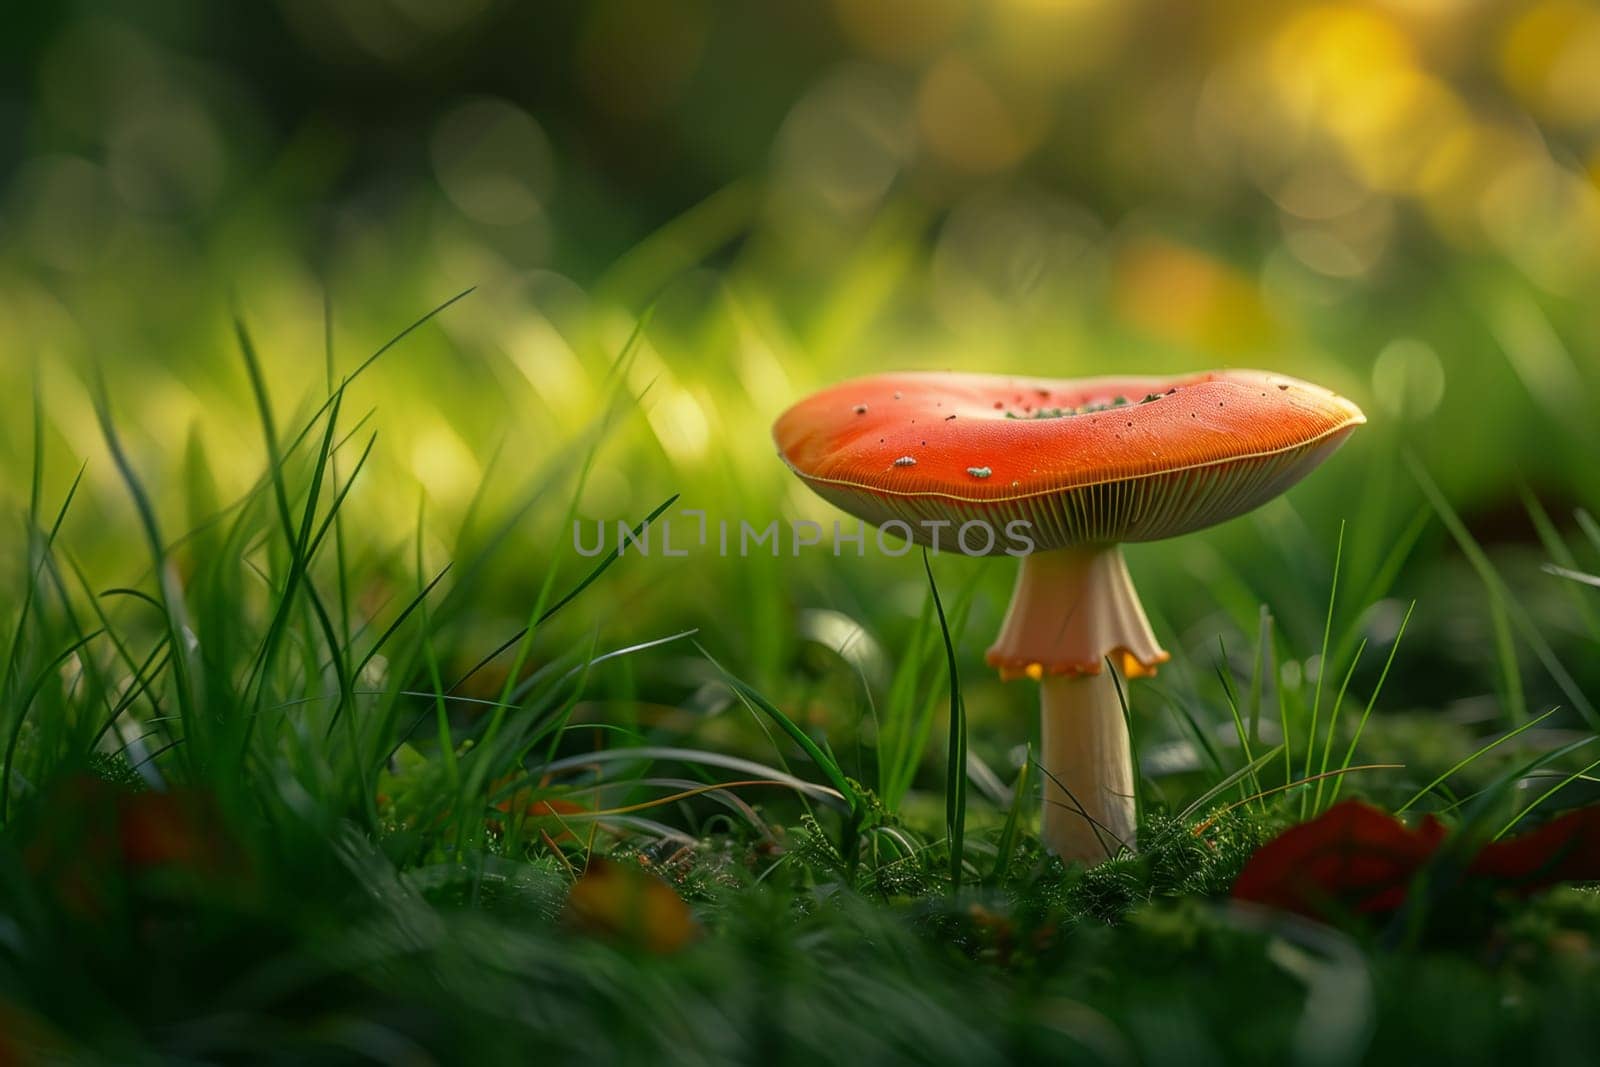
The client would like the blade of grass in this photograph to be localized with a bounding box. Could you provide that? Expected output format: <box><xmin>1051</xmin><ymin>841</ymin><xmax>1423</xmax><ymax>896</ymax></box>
<box><xmin>332</xmin><ymin>563</ymin><xmax>453</xmax><ymax>741</ymax></box>
<box><xmin>1426</xmin><ymin>735</ymin><xmax>1599</xmax><ymax>824</ymax></box>
<box><xmin>1330</xmin><ymin>601</ymin><xmax>1414</xmax><ymax>805</ymax></box>
<box><xmin>326</xmin><ymin>295</ymin><xmax>353</xmax><ymax>650</ymax></box>
<box><xmin>486</xmin><ymin>307</ymin><xmax>657</xmax><ymax>723</ymax></box>
<box><xmin>1522</xmin><ymin>487</ymin><xmax>1600</xmax><ymax>640</ymax></box>
<box><xmin>989</xmin><ymin>744</ymin><xmax>1031</xmax><ymax>885</ymax></box>
<box><xmin>277</xmin><ymin>287</ymin><xmax>475</xmax><ymax>466</ymax></box>
<box><xmin>923</xmin><ymin>550</ymin><xmax>967</xmax><ymax>893</ymax></box>
<box><xmin>1391</xmin><ymin>730</ymin><xmax>1599</xmax><ymax>949</ymax></box>
<box><xmin>1334</xmin><ymin>504</ymin><xmax>1429</xmax><ymax>668</ymax></box>
<box><xmin>4</xmin><ymin>458</ymin><xmax>87</xmax><ymax>708</ymax></box>
<box><xmin>1272</xmin><ymin>621</ymin><xmax>1291</xmax><ymax>789</ymax></box>
<box><xmin>1214</xmin><ymin>637</ymin><xmax>1262</xmax><ymax>807</ymax></box>
<box><xmin>1409</xmin><ymin>455</ymin><xmax>1595</xmax><ymax>727</ymax></box>
<box><xmin>1396</xmin><ymin>707</ymin><xmax>1560</xmax><ymax>813</ymax></box>
<box><xmin>1577</xmin><ymin>509</ymin><xmax>1600</xmax><ymax>557</ymax></box>
<box><xmin>881</xmin><ymin>564</ymin><xmax>983</xmax><ymax>810</ymax></box>
<box><xmin>699</xmin><ymin>644</ymin><xmax>862</xmax><ymax>870</ymax></box>
<box><xmin>541</xmin><ymin>746</ymin><xmax>847</xmax><ymax>807</ymax></box>
<box><xmin>91</xmin><ymin>371</ymin><xmax>198</xmax><ymax>756</ymax></box>
<box><xmin>1107</xmin><ymin>658</ymin><xmax>1143</xmax><ymax>834</ymax></box>
<box><xmin>158</xmin><ymin>290</ymin><xmax>472</xmax><ymax>566</ymax></box>
<box><xmin>447</xmin><ymin>493</ymin><xmax>680</xmax><ymax>694</ymax></box>
<box><xmin>2</xmin><ymin>628</ymin><xmax>107</xmax><ymax>816</ymax></box>
<box><xmin>1544</xmin><ymin>565</ymin><xmax>1600</xmax><ymax>590</ymax></box>
<box><xmin>1247</xmin><ymin>604</ymin><xmax>1270</xmax><ymax>749</ymax></box>
<box><xmin>1163</xmin><ymin>743</ymin><xmax>1286</xmax><ymax>833</ymax></box>
<box><xmin>879</xmin><ymin>593</ymin><xmax>938</xmax><ymax>809</ymax></box>
<box><xmin>1190</xmin><ymin>764</ymin><xmax>1404</xmax><ymax>835</ymax></box>
<box><xmin>699</xmin><ymin>649</ymin><xmax>857</xmax><ymax>810</ymax></box>
<box><xmin>1496</xmin><ymin>753</ymin><xmax>1600</xmax><ymax>839</ymax></box>
<box><xmin>1312</xmin><ymin>638</ymin><xmax>1366</xmax><ymax>814</ymax></box>
<box><xmin>1033</xmin><ymin>759</ymin><xmax>1128</xmax><ymax>859</ymax></box>
<box><xmin>1302</xmin><ymin>520</ymin><xmax>1344</xmax><ymax>818</ymax></box>
<box><xmin>235</xmin><ymin>317</ymin><xmax>340</xmax><ymax>702</ymax></box>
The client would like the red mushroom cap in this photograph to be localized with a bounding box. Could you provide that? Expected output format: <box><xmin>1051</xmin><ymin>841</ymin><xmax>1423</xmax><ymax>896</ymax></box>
<box><xmin>773</xmin><ymin>369</ymin><xmax>1364</xmax><ymax>553</ymax></box>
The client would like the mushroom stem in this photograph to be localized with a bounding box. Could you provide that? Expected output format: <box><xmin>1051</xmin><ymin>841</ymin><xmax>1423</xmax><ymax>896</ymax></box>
<box><xmin>1040</xmin><ymin>669</ymin><xmax>1136</xmax><ymax>862</ymax></box>
<box><xmin>985</xmin><ymin>544</ymin><xmax>1168</xmax><ymax>863</ymax></box>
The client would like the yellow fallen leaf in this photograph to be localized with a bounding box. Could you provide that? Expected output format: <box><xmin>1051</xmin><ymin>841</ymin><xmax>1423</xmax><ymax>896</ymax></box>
<box><xmin>565</xmin><ymin>857</ymin><xmax>700</xmax><ymax>954</ymax></box>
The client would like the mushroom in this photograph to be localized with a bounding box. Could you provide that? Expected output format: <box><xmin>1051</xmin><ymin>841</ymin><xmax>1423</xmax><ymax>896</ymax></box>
<box><xmin>773</xmin><ymin>370</ymin><xmax>1364</xmax><ymax>863</ymax></box>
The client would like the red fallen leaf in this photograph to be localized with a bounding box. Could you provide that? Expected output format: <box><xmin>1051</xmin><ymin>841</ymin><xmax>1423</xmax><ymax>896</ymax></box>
<box><xmin>117</xmin><ymin>789</ymin><xmax>233</xmax><ymax>872</ymax></box>
<box><xmin>487</xmin><ymin>783</ymin><xmax>588</xmax><ymax>841</ymax></box>
<box><xmin>493</xmin><ymin>794</ymin><xmax>586</xmax><ymax>821</ymax></box>
<box><xmin>21</xmin><ymin>776</ymin><xmax>121</xmax><ymax>917</ymax></box>
<box><xmin>1471</xmin><ymin>805</ymin><xmax>1600</xmax><ymax>893</ymax></box>
<box><xmin>528</xmin><ymin>798</ymin><xmax>586</xmax><ymax>818</ymax></box>
<box><xmin>23</xmin><ymin>776</ymin><xmax>246</xmax><ymax>919</ymax></box>
<box><xmin>525</xmin><ymin>799</ymin><xmax>587</xmax><ymax>844</ymax></box>
<box><xmin>1231</xmin><ymin>800</ymin><xmax>1445</xmax><ymax>919</ymax></box>
<box><xmin>1234</xmin><ymin>800</ymin><xmax>1600</xmax><ymax>922</ymax></box>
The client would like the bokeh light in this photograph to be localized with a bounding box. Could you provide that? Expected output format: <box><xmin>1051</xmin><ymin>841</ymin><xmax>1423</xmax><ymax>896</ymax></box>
<box><xmin>0</xmin><ymin>0</ymin><xmax>1596</xmax><ymax>600</ymax></box>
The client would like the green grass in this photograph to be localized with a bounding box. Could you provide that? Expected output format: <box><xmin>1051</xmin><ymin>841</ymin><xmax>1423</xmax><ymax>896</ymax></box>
<box><xmin>3</xmin><ymin>291</ymin><xmax>1600</xmax><ymax>1064</ymax></box>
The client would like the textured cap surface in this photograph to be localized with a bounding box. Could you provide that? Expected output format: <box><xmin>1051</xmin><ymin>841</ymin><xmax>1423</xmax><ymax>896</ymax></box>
<box><xmin>774</xmin><ymin>369</ymin><xmax>1364</xmax><ymax>552</ymax></box>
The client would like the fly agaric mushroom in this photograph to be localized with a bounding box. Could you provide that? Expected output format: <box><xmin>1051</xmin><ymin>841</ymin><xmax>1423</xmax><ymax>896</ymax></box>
<box><xmin>773</xmin><ymin>370</ymin><xmax>1364</xmax><ymax>863</ymax></box>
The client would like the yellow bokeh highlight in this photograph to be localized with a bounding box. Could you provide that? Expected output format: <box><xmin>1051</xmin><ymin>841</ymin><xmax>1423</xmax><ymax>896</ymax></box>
<box><xmin>1113</xmin><ymin>238</ymin><xmax>1275</xmax><ymax>352</ymax></box>
<box><xmin>917</xmin><ymin>57</ymin><xmax>1039</xmax><ymax>174</ymax></box>
<box><xmin>1502</xmin><ymin>1</ymin><xmax>1600</xmax><ymax>127</ymax></box>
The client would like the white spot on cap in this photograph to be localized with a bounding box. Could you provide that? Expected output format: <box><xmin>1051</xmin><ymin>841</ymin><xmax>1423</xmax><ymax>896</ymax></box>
<box><xmin>893</xmin><ymin>455</ymin><xmax>917</xmax><ymax>467</ymax></box>
<box><xmin>967</xmin><ymin>466</ymin><xmax>992</xmax><ymax>479</ymax></box>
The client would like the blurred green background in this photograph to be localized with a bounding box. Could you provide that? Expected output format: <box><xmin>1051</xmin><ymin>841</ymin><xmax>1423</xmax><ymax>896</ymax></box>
<box><xmin>3</xmin><ymin>0</ymin><xmax>1599</xmax><ymax>782</ymax></box>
